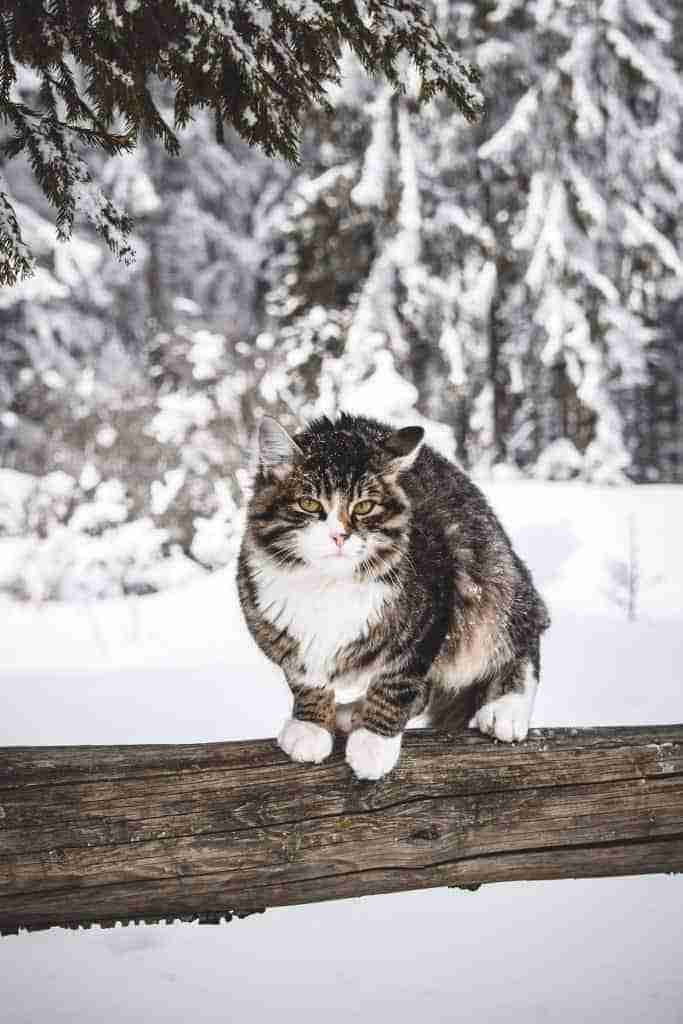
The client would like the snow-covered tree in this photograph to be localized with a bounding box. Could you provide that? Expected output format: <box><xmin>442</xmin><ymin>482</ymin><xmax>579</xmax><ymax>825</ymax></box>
<box><xmin>255</xmin><ymin>50</ymin><xmax>457</xmax><ymax>453</ymax></box>
<box><xmin>0</xmin><ymin>0</ymin><xmax>482</xmax><ymax>284</ymax></box>
<box><xmin>250</xmin><ymin>0</ymin><xmax>683</xmax><ymax>480</ymax></box>
<box><xmin>472</xmin><ymin>0</ymin><xmax>683</xmax><ymax>480</ymax></box>
<box><xmin>0</xmin><ymin>106</ymin><xmax>277</xmax><ymax>596</ymax></box>
<box><xmin>3</xmin><ymin>0</ymin><xmax>683</xmax><ymax>604</ymax></box>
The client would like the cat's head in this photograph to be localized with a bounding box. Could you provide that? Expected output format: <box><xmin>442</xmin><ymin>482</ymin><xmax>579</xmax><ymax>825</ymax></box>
<box><xmin>248</xmin><ymin>413</ymin><xmax>424</xmax><ymax>581</ymax></box>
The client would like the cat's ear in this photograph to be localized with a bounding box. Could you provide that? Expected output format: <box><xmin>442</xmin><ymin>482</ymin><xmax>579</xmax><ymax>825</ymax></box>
<box><xmin>382</xmin><ymin>426</ymin><xmax>424</xmax><ymax>474</ymax></box>
<box><xmin>256</xmin><ymin>417</ymin><xmax>303</xmax><ymax>480</ymax></box>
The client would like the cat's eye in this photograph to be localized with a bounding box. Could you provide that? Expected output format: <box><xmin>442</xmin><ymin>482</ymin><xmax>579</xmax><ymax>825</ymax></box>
<box><xmin>299</xmin><ymin>497</ymin><xmax>323</xmax><ymax>514</ymax></box>
<box><xmin>353</xmin><ymin>500</ymin><xmax>376</xmax><ymax>516</ymax></box>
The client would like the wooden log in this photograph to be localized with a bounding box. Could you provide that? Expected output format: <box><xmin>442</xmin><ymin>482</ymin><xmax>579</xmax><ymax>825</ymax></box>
<box><xmin>1</xmin><ymin>725</ymin><xmax>682</xmax><ymax>934</ymax></box>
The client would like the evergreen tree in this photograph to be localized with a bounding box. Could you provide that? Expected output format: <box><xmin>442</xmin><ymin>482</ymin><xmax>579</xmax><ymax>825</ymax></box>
<box><xmin>0</xmin><ymin>0</ymin><xmax>482</xmax><ymax>285</ymax></box>
<box><xmin>3</xmin><ymin>0</ymin><xmax>683</xmax><ymax>604</ymax></box>
<box><xmin>256</xmin><ymin>0</ymin><xmax>683</xmax><ymax>480</ymax></box>
<box><xmin>472</xmin><ymin>0</ymin><xmax>683</xmax><ymax>480</ymax></box>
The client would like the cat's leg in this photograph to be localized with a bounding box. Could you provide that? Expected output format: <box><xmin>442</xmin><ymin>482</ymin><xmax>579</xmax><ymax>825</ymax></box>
<box><xmin>468</xmin><ymin>655</ymin><xmax>538</xmax><ymax>743</ymax></box>
<box><xmin>278</xmin><ymin>682</ymin><xmax>336</xmax><ymax>764</ymax></box>
<box><xmin>335</xmin><ymin>700</ymin><xmax>363</xmax><ymax>735</ymax></box>
<box><xmin>345</xmin><ymin>675</ymin><xmax>429</xmax><ymax>780</ymax></box>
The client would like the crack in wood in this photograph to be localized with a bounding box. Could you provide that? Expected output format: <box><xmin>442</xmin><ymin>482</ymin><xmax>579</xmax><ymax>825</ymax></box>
<box><xmin>1</xmin><ymin>727</ymin><xmax>681</xmax><ymax>935</ymax></box>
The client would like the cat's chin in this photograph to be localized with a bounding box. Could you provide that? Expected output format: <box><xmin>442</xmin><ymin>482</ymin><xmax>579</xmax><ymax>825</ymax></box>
<box><xmin>309</xmin><ymin>554</ymin><xmax>358</xmax><ymax>578</ymax></box>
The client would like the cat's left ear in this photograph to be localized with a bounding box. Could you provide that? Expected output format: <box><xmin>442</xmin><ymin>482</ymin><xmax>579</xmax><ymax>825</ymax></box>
<box><xmin>257</xmin><ymin>416</ymin><xmax>304</xmax><ymax>480</ymax></box>
<box><xmin>382</xmin><ymin>426</ymin><xmax>424</xmax><ymax>475</ymax></box>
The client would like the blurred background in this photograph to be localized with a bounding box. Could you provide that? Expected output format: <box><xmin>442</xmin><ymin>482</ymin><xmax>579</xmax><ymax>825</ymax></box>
<box><xmin>1</xmin><ymin>2</ymin><xmax>682</xmax><ymax>1022</ymax></box>
<box><xmin>1</xmin><ymin>1</ymin><xmax>682</xmax><ymax>605</ymax></box>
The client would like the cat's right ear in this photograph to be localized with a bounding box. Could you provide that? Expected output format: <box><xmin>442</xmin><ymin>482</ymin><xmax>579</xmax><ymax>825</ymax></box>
<box><xmin>256</xmin><ymin>417</ymin><xmax>303</xmax><ymax>480</ymax></box>
<box><xmin>382</xmin><ymin>425</ymin><xmax>424</xmax><ymax>476</ymax></box>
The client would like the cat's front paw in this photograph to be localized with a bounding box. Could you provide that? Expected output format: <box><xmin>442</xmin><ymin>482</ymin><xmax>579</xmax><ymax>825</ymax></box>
<box><xmin>278</xmin><ymin>719</ymin><xmax>333</xmax><ymax>763</ymax></box>
<box><xmin>345</xmin><ymin>728</ymin><xmax>402</xmax><ymax>780</ymax></box>
<box><xmin>469</xmin><ymin>692</ymin><xmax>531</xmax><ymax>743</ymax></box>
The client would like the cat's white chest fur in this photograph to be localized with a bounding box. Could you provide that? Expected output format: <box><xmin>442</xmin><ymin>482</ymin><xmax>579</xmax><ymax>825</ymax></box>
<box><xmin>253</xmin><ymin>555</ymin><xmax>389</xmax><ymax>696</ymax></box>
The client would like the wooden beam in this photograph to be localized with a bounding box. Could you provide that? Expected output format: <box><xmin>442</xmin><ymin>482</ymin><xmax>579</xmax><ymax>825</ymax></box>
<box><xmin>1</xmin><ymin>725</ymin><xmax>682</xmax><ymax>935</ymax></box>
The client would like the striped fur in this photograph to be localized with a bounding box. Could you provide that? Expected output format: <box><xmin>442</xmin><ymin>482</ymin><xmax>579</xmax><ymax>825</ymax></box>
<box><xmin>237</xmin><ymin>413</ymin><xmax>550</xmax><ymax>778</ymax></box>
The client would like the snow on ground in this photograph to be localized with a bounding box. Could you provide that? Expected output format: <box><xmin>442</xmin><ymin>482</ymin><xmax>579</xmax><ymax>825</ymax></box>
<box><xmin>0</xmin><ymin>481</ymin><xmax>681</xmax><ymax>1023</ymax></box>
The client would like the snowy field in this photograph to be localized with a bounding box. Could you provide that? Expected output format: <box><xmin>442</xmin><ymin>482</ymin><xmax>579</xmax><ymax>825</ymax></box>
<box><xmin>1</xmin><ymin>480</ymin><xmax>682</xmax><ymax>1023</ymax></box>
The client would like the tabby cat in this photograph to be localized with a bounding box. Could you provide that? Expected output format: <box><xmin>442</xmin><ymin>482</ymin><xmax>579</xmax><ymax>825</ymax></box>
<box><xmin>237</xmin><ymin>412</ymin><xmax>550</xmax><ymax>780</ymax></box>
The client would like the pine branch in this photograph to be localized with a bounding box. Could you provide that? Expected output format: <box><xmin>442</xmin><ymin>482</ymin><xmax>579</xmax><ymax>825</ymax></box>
<box><xmin>0</xmin><ymin>0</ymin><xmax>483</xmax><ymax>285</ymax></box>
<box><xmin>0</xmin><ymin>180</ymin><xmax>34</xmax><ymax>284</ymax></box>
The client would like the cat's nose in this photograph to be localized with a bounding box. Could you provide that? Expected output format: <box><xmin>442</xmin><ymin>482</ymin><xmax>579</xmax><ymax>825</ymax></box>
<box><xmin>330</xmin><ymin>526</ymin><xmax>348</xmax><ymax>549</ymax></box>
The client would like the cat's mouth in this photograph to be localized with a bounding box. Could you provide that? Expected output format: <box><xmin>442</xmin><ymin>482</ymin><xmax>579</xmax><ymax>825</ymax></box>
<box><xmin>314</xmin><ymin>549</ymin><xmax>359</xmax><ymax>570</ymax></box>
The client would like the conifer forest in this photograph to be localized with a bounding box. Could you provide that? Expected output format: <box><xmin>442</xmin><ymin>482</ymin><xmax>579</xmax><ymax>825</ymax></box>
<box><xmin>1</xmin><ymin>0</ymin><xmax>682</xmax><ymax>602</ymax></box>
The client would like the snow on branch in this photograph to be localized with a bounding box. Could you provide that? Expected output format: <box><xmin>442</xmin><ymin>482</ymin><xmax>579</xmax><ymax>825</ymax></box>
<box><xmin>478</xmin><ymin>86</ymin><xmax>538</xmax><ymax>162</ymax></box>
<box><xmin>0</xmin><ymin>0</ymin><xmax>483</xmax><ymax>285</ymax></box>
<box><xmin>0</xmin><ymin>177</ymin><xmax>34</xmax><ymax>285</ymax></box>
<box><xmin>607</xmin><ymin>27</ymin><xmax>683</xmax><ymax>103</ymax></box>
<box><xmin>621</xmin><ymin>202</ymin><xmax>683</xmax><ymax>277</ymax></box>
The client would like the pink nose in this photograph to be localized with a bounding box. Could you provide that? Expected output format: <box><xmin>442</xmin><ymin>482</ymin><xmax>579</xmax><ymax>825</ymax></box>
<box><xmin>330</xmin><ymin>527</ymin><xmax>348</xmax><ymax>549</ymax></box>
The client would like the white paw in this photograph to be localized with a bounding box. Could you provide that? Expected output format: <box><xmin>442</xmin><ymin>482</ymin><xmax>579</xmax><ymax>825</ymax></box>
<box><xmin>335</xmin><ymin>705</ymin><xmax>355</xmax><ymax>734</ymax></box>
<box><xmin>469</xmin><ymin>692</ymin><xmax>531</xmax><ymax>743</ymax></box>
<box><xmin>278</xmin><ymin>719</ymin><xmax>333</xmax><ymax>763</ymax></box>
<box><xmin>345</xmin><ymin>728</ymin><xmax>402</xmax><ymax>780</ymax></box>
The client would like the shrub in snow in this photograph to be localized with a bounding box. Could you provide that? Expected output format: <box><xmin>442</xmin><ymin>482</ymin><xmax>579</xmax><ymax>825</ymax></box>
<box><xmin>0</xmin><ymin>466</ymin><xmax>206</xmax><ymax>603</ymax></box>
<box><xmin>603</xmin><ymin>515</ymin><xmax>664</xmax><ymax>622</ymax></box>
<box><xmin>0</xmin><ymin>517</ymin><xmax>199</xmax><ymax>603</ymax></box>
<box><xmin>534</xmin><ymin>439</ymin><xmax>584</xmax><ymax>481</ymax></box>
<box><xmin>69</xmin><ymin>479</ymin><xmax>129</xmax><ymax>533</ymax></box>
<box><xmin>0</xmin><ymin>469</ymin><xmax>36</xmax><ymax>535</ymax></box>
<box><xmin>190</xmin><ymin>483</ymin><xmax>243</xmax><ymax>569</ymax></box>
<box><xmin>582</xmin><ymin>431</ymin><xmax>630</xmax><ymax>486</ymax></box>
<box><xmin>604</xmin><ymin>516</ymin><xmax>640</xmax><ymax>622</ymax></box>
<box><xmin>0</xmin><ymin>470</ymin><xmax>78</xmax><ymax>537</ymax></box>
<box><xmin>486</xmin><ymin>462</ymin><xmax>524</xmax><ymax>483</ymax></box>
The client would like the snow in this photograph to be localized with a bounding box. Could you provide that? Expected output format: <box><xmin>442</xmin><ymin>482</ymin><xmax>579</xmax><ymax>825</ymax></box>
<box><xmin>461</xmin><ymin>258</ymin><xmax>497</xmax><ymax>321</ymax></box>
<box><xmin>149</xmin><ymin>391</ymin><xmax>215</xmax><ymax>445</ymax></box>
<box><xmin>478</xmin><ymin>86</ymin><xmax>539</xmax><ymax>161</ymax></box>
<box><xmin>341</xmin><ymin>350</ymin><xmax>418</xmax><ymax>420</ymax></box>
<box><xmin>621</xmin><ymin>202</ymin><xmax>683</xmax><ymax>277</ymax></box>
<box><xmin>1</xmin><ymin>880</ymin><xmax>680</xmax><ymax>1024</ymax></box>
<box><xmin>187</xmin><ymin>329</ymin><xmax>225</xmax><ymax>381</ymax></box>
<box><xmin>150</xmin><ymin>468</ymin><xmax>186</xmax><ymax>516</ymax></box>
<box><xmin>533</xmin><ymin>438</ymin><xmax>584</xmax><ymax>481</ymax></box>
<box><xmin>0</xmin><ymin>480</ymin><xmax>681</xmax><ymax>1022</ymax></box>
<box><xmin>102</xmin><ymin>150</ymin><xmax>161</xmax><ymax>217</ymax></box>
<box><xmin>0</xmin><ymin>180</ymin><xmax>35</xmax><ymax>278</ymax></box>
<box><xmin>525</xmin><ymin>180</ymin><xmax>567</xmax><ymax>292</ymax></box>
<box><xmin>559</xmin><ymin>28</ymin><xmax>605</xmax><ymax>139</ymax></box>
<box><xmin>395</xmin><ymin>106</ymin><xmax>421</xmax><ymax>266</ymax></box>
<box><xmin>95</xmin><ymin>425</ymin><xmax>118</xmax><ymax>448</ymax></box>
<box><xmin>568</xmin><ymin>158</ymin><xmax>607</xmax><ymax>227</ymax></box>
<box><xmin>0</xmin><ymin>262</ymin><xmax>67</xmax><ymax>307</ymax></box>
<box><xmin>350</xmin><ymin>86</ymin><xmax>392</xmax><ymax>209</ymax></box>
<box><xmin>439</xmin><ymin>322</ymin><xmax>465</xmax><ymax>387</ymax></box>
<box><xmin>607</xmin><ymin>27</ymin><xmax>683</xmax><ymax>104</ymax></box>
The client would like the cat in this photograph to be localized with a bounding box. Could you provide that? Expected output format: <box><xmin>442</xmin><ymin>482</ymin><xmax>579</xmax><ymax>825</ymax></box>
<box><xmin>237</xmin><ymin>412</ymin><xmax>550</xmax><ymax>780</ymax></box>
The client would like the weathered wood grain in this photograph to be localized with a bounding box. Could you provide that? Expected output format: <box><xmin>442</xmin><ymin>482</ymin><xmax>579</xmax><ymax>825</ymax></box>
<box><xmin>1</xmin><ymin>726</ymin><xmax>681</xmax><ymax>934</ymax></box>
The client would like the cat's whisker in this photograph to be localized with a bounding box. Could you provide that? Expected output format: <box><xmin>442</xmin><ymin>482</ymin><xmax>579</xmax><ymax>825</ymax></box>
<box><xmin>367</xmin><ymin>549</ymin><xmax>405</xmax><ymax>595</ymax></box>
<box><xmin>383</xmin><ymin>540</ymin><xmax>417</xmax><ymax>580</ymax></box>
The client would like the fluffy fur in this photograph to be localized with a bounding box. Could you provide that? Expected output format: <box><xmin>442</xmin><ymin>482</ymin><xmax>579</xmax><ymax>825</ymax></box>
<box><xmin>237</xmin><ymin>412</ymin><xmax>550</xmax><ymax>779</ymax></box>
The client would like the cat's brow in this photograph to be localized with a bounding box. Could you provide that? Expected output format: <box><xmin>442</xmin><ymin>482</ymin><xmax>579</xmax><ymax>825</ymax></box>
<box><xmin>358</xmin><ymin>478</ymin><xmax>383</xmax><ymax>499</ymax></box>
